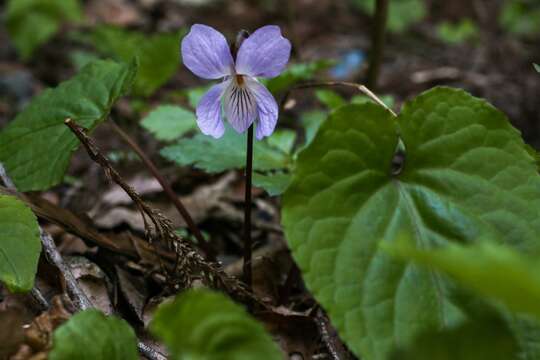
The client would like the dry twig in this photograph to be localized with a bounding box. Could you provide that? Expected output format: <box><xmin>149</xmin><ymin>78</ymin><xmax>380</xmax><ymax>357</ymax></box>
<box><xmin>109</xmin><ymin>120</ymin><xmax>215</xmax><ymax>261</ymax></box>
<box><xmin>0</xmin><ymin>163</ymin><xmax>166</xmax><ymax>360</ymax></box>
<box><xmin>64</xmin><ymin>118</ymin><xmax>260</xmax><ymax>304</ymax></box>
<box><xmin>280</xmin><ymin>81</ymin><xmax>397</xmax><ymax>116</ymax></box>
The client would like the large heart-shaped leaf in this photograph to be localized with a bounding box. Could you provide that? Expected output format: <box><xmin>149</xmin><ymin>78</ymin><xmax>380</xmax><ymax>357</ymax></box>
<box><xmin>282</xmin><ymin>87</ymin><xmax>540</xmax><ymax>359</ymax></box>
<box><xmin>0</xmin><ymin>59</ymin><xmax>137</xmax><ymax>192</ymax></box>
<box><xmin>0</xmin><ymin>195</ymin><xmax>41</xmax><ymax>292</ymax></box>
<box><xmin>150</xmin><ymin>289</ymin><xmax>282</xmax><ymax>360</ymax></box>
<box><xmin>49</xmin><ymin>309</ymin><xmax>138</xmax><ymax>360</ymax></box>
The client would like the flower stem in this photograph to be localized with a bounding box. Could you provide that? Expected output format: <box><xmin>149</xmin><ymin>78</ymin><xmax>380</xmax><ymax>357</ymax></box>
<box><xmin>109</xmin><ymin>120</ymin><xmax>215</xmax><ymax>260</ymax></box>
<box><xmin>243</xmin><ymin>125</ymin><xmax>254</xmax><ymax>290</ymax></box>
<box><xmin>367</xmin><ymin>0</ymin><xmax>389</xmax><ymax>90</ymax></box>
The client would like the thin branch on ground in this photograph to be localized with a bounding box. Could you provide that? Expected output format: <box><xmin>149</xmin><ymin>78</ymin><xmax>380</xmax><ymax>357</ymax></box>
<box><xmin>315</xmin><ymin>308</ymin><xmax>353</xmax><ymax>360</ymax></box>
<box><xmin>40</xmin><ymin>229</ymin><xmax>93</xmax><ymax>310</ymax></box>
<box><xmin>0</xmin><ymin>162</ymin><xmax>167</xmax><ymax>360</ymax></box>
<box><xmin>0</xmin><ymin>163</ymin><xmax>16</xmax><ymax>189</ymax></box>
<box><xmin>64</xmin><ymin>118</ymin><xmax>264</xmax><ymax>306</ymax></box>
<box><xmin>30</xmin><ymin>287</ymin><xmax>50</xmax><ymax>311</ymax></box>
<box><xmin>366</xmin><ymin>0</ymin><xmax>389</xmax><ymax>89</ymax></box>
<box><xmin>109</xmin><ymin>120</ymin><xmax>215</xmax><ymax>261</ymax></box>
<box><xmin>138</xmin><ymin>342</ymin><xmax>168</xmax><ymax>360</ymax></box>
<box><xmin>0</xmin><ymin>163</ymin><xmax>91</xmax><ymax>310</ymax></box>
<box><xmin>280</xmin><ymin>81</ymin><xmax>397</xmax><ymax>116</ymax></box>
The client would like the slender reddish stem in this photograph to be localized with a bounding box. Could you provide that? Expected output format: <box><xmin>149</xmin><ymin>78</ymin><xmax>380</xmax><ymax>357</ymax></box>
<box><xmin>243</xmin><ymin>125</ymin><xmax>254</xmax><ymax>290</ymax></box>
<box><xmin>367</xmin><ymin>0</ymin><xmax>389</xmax><ymax>89</ymax></box>
<box><xmin>109</xmin><ymin>121</ymin><xmax>215</xmax><ymax>261</ymax></box>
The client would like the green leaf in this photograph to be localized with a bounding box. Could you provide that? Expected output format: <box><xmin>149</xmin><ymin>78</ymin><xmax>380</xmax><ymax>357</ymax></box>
<box><xmin>315</xmin><ymin>90</ymin><xmax>346</xmax><ymax>110</ymax></box>
<box><xmin>436</xmin><ymin>19</ymin><xmax>479</xmax><ymax>45</ymax></box>
<box><xmin>141</xmin><ymin>105</ymin><xmax>197</xmax><ymax>141</ymax></box>
<box><xmin>299</xmin><ymin>110</ymin><xmax>327</xmax><ymax>151</ymax></box>
<box><xmin>0</xmin><ymin>195</ymin><xmax>41</xmax><ymax>292</ymax></box>
<box><xmin>150</xmin><ymin>289</ymin><xmax>282</xmax><ymax>360</ymax></box>
<box><xmin>385</xmin><ymin>239</ymin><xmax>540</xmax><ymax>319</ymax></box>
<box><xmin>267</xmin><ymin>129</ymin><xmax>296</xmax><ymax>154</ymax></box>
<box><xmin>534</xmin><ymin>63</ymin><xmax>540</xmax><ymax>73</ymax></box>
<box><xmin>500</xmin><ymin>1</ymin><xmax>540</xmax><ymax>37</ymax></box>
<box><xmin>265</xmin><ymin>60</ymin><xmax>333</xmax><ymax>94</ymax></box>
<box><xmin>351</xmin><ymin>94</ymin><xmax>395</xmax><ymax>109</ymax></box>
<box><xmin>184</xmin><ymin>86</ymin><xmax>211</xmax><ymax>109</ymax></box>
<box><xmin>161</xmin><ymin>126</ymin><xmax>290</xmax><ymax>173</ymax></box>
<box><xmin>0</xmin><ymin>59</ymin><xmax>137</xmax><ymax>191</ymax></box>
<box><xmin>89</xmin><ymin>26</ymin><xmax>183</xmax><ymax>96</ymax></box>
<box><xmin>70</xmin><ymin>50</ymin><xmax>100</xmax><ymax>71</ymax></box>
<box><xmin>352</xmin><ymin>0</ymin><xmax>426</xmax><ymax>32</ymax></box>
<box><xmin>49</xmin><ymin>309</ymin><xmax>138</xmax><ymax>360</ymax></box>
<box><xmin>390</xmin><ymin>315</ymin><xmax>519</xmax><ymax>360</ymax></box>
<box><xmin>253</xmin><ymin>172</ymin><xmax>292</xmax><ymax>196</ymax></box>
<box><xmin>6</xmin><ymin>0</ymin><xmax>82</xmax><ymax>59</ymax></box>
<box><xmin>282</xmin><ymin>87</ymin><xmax>540</xmax><ymax>359</ymax></box>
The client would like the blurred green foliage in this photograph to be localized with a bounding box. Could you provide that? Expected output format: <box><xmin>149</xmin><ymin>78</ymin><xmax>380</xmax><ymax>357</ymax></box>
<box><xmin>264</xmin><ymin>59</ymin><xmax>334</xmax><ymax>94</ymax></box>
<box><xmin>49</xmin><ymin>310</ymin><xmax>138</xmax><ymax>360</ymax></box>
<box><xmin>500</xmin><ymin>0</ymin><xmax>540</xmax><ymax>37</ymax></box>
<box><xmin>390</xmin><ymin>315</ymin><xmax>519</xmax><ymax>360</ymax></box>
<box><xmin>141</xmin><ymin>105</ymin><xmax>198</xmax><ymax>141</ymax></box>
<box><xmin>85</xmin><ymin>26</ymin><xmax>184</xmax><ymax>97</ymax></box>
<box><xmin>436</xmin><ymin>19</ymin><xmax>479</xmax><ymax>45</ymax></box>
<box><xmin>151</xmin><ymin>289</ymin><xmax>283</xmax><ymax>360</ymax></box>
<box><xmin>351</xmin><ymin>0</ymin><xmax>426</xmax><ymax>32</ymax></box>
<box><xmin>6</xmin><ymin>0</ymin><xmax>82</xmax><ymax>59</ymax></box>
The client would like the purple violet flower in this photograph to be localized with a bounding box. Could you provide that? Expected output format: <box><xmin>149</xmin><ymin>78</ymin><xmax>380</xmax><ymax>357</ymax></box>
<box><xmin>181</xmin><ymin>24</ymin><xmax>291</xmax><ymax>140</ymax></box>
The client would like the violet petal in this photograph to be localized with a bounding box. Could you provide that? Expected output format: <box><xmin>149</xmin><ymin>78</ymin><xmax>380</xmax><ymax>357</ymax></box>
<box><xmin>181</xmin><ymin>24</ymin><xmax>234</xmax><ymax>79</ymax></box>
<box><xmin>246</xmin><ymin>78</ymin><xmax>279</xmax><ymax>140</ymax></box>
<box><xmin>196</xmin><ymin>81</ymin><xmax>229</xmax><ymax>138</ymax></box>
<box><xmin>235</xmin><ymin>25</ymin><xmax>291</xmax><ymax>79</ymax></box>
<box><xmin>223</xmin><ymin>80</ymin><xmax>258</xmax><ymax>133</ymax></box>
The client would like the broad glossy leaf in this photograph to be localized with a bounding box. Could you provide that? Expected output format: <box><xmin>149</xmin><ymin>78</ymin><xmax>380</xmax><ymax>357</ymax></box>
<box><xmin>150</xmin><ymin>289</ymin><xmax>282</xmax><ymax>360</ymax></box>
<box><xmin>0</xmin><ymin>59</ymin><xmax>137</xmax><ymax>191</ymax></box>
<box><xmin>49</xmin><ymin>309</ymin><xmax>138</xmax><ymax>360</ymax></box>
<box><xmin>141</xmin><ymin>105</ymin><xmax>197</xmax><ymax>141</ymax></box>
<box><xmin>282</xmin><ymin>87</ymin><xmax>540</xmax><ymax>359</ymax></box>
<box><xmin>0</xmin><ymin>195</ymin><xmax>40</xmax><ymax>292</ymax></box>
<box><xmin>6</xmin><ymin>0</ymin><xmax>82</xmax><ymax>59</ymax></box>
<box><xmin>535</xmin><ymin>63</ymin><xmax>540</xmax><ymax>73</ymax></box>
<box><xmin>161</xmin><ymin>126</ymin><xmax>290</xmax><ymax>173</ymax></box>
<box><xmin>385</xmin><ymin>240</ymin><xmax>540</xmax><ymax>319</ymax></box>
<box><xmin>90</xmin><ymin>26</ymin><xmax>182</xmax><ymax>96</ymax></box>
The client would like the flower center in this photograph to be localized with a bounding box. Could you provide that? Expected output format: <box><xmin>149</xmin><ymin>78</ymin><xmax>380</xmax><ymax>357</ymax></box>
<box><xmin>235</xmin><ymin>74</ymin><xmax>245</xmax><ymax>87</ymax></box>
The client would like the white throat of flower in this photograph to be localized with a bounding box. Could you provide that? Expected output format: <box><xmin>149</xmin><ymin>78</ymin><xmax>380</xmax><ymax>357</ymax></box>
<box><xmin>223</xmin><ymin>74</ymin><xmax>257</xmax><ymax>124</ymax></box>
